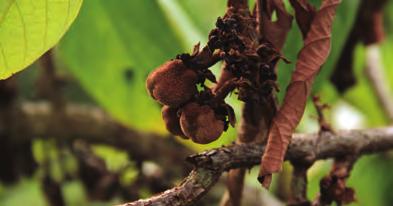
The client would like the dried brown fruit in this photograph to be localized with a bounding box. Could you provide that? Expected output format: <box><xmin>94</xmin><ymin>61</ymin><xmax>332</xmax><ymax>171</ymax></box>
<box><xmin>180</xmin><ymin>103</ymin><xmax>224</xmax><ymax>144</ymax></box>
<box><xmin>146</xmin><ymin>59</ymin><xmax>198</xmax><ymax>107</ymax></box>
<box><xmin>161</xmin><ymin>106</ymin><xmax>187</xmax><ymax>139</ymax></box>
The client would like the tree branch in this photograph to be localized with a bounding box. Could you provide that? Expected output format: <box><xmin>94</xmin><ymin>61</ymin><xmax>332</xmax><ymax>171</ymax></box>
<box><xmin>5</xmin><ymin>101</ymin><xmax>192</xmax><ymax>173</ymax></box>
<box><xmin>121</xmin><ymin>127</ymin><xmax>393</xmax><ymax>206</ymax></box>
<box><xmin>5</xmin><ymin>101</ymin><xmax>393</xmax><ymax>205</ymax></box>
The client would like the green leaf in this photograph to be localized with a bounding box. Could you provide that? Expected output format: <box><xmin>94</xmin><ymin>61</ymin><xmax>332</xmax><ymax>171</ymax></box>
<box><xmin>174</xmin><ymin>0</ymin><xmax>226</xmax><ymax>36</ymax></box>
<box><xmin>0</xmin><ymin>0</ymin><xmax>82</xmax><ymax>79</ymax></box>
<box><xmin>347</xmin><ymin>155</ymin><xmax>393</xmax><ymax>206</ymax></box>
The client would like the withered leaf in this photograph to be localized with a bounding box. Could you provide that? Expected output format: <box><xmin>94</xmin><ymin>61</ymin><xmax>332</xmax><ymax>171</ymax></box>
<box><xmin>357</xmin><ymin>0</ymin><xmax>387</xmax><ymax>45</ymax></box>
<box><xmin>262</xmin><ymin>0</ymin><xmax>293</xmax><ymax>50</ymax></box>
<box><xmin>330</xmin><ymin>0</ymin><xmax>388</xmax><ymax>93</ymax></box>
<box><xmin>289</xmin><ymin>0</ymin><xmax>317</xmax><ymax>39</ymax></box>
<box><xmin>329</xmin><ymin>28</ymin><xmax>358</xmax><ymax>93</ymax></box>
<box><xmin>258</xmin><ymin>0</ymin><xmax>341</xmax><ymax>188</ymax></box>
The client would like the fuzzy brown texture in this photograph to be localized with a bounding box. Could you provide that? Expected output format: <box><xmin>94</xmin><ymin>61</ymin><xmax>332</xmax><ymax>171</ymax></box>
<box><xmin>146</xmin><ymin>59</ymin><xmax>198</xmax><ymax>107</ymax></box>
<box><xmin>180</xmin><ymin>103</ymin><xmax>224</xmax><ymax>144</ymax></box>
<box><xmin>162</xmin><ymin>106</ymin><xmax>187</xmax><ymax>138</ymax></box>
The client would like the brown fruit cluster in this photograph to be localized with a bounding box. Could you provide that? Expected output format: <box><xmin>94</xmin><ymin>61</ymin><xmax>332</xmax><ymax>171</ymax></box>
<box><xmin>146</xmin><ymin>5</ymin><xmax>282</xmax><ymax>144</ymax></box>
<box><xmin>146</xmin><ymin>53</ymin><xmax>231</xmax><ymax>144</ymax></box>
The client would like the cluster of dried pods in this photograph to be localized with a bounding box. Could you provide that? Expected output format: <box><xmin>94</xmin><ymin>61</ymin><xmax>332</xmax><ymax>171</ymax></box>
<box><xmin>146</xmin><ymin>4</ymin><xmax>283</xmax><ymax>145</ymax></box>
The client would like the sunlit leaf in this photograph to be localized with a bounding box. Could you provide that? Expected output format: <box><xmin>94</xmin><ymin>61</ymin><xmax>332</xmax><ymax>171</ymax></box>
<box><xmin>0</xmin><ymin>0</ymin><xmax>82</xmax><ymax>79</ymax></box>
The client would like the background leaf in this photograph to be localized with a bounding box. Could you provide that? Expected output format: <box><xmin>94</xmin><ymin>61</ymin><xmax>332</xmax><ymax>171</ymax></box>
<box><xmin>0</xmin><ymin>0</ymin><xmax>82</xmax><ymax>79</ymax></box>
<box><xmin>57</xmin><ymin>0</ymin><xmax>185</xmax><ymax>133</ymax></box>
<box><xmin>57</xmin><ymin>0</ymin><xmax>239</xmax><ymax>150</ymax></box>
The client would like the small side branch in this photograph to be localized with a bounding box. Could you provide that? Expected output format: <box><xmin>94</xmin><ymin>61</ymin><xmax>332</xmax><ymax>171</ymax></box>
<box><xmin>289</xmin><ymin>164</ymin><xmax>310</xmax><ymax>206</ymax></box>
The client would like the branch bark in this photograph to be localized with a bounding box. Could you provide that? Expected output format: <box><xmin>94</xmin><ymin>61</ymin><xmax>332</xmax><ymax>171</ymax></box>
<box><xmin>3</xmin><ymin>101</ymin><xmax>192</xmax><ymax>172</ymax></box>
<box><xmin>121</xmin><ymin>127</ymin><xmax>393</xmax><ymax>206</ymax></box>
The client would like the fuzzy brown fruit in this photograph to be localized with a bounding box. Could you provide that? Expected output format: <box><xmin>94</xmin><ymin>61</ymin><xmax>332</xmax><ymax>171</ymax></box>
<box><xmin>161</xmin><ymin>106</ymin><xmax>187</xmax><ymax>139</ymax></box>
<box><xmin>180</xmin><ymin>103</ymin><xmax>224</xmax><ymax>144</ymax></box>
<box><xmin>146</xmin><ymin>59</ymin><xmax>198</xmax><ymax>107</ymax></box>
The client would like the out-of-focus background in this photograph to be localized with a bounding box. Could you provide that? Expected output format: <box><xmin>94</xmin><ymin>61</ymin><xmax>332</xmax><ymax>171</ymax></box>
<box><xmin>0</xmin><ymin>0</ymin><xmax>393</xmax><ymax>205</ymax></box>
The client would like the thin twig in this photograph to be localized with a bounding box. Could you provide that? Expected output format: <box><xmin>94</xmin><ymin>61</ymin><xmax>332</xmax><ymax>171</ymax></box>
<box><xmin>289</xmin><ymin>164</ymin><xmax>310</xmax><ymax>206</ymax></box>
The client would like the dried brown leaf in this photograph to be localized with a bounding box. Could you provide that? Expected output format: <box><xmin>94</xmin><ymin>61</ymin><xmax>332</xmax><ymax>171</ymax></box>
<box><xmin>330</xmin><ymin>0</ymin><xmax>388</xmax><ymax>93</ymax></box>
<box><xmin>357</xmin><ymin>0</ymin><xmax>387</xmax><ymax>45</ymax></box>
<box><xmin>258</xmin><ymin>0</ymin><xmax>341</xmax><ymax>188</ymax></box>
<box><xmin>329</xmin><ymin>28</ymin><xmax>358</xmax><ymax>93</ymax></box>
<box><xmin>262</xmin><ymin>0</ymin><xmax>293</xmax><ymax>50</ymax></box>
<box><xmin>289</xmin><ymin>0</ymin><xmax>317</xmax><ymax>39</ymax></box>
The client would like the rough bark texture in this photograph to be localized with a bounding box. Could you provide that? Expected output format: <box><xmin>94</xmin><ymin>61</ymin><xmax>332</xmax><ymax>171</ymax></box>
<box><xmin>121</xmin><ymin>127</ymin><xmax>393</xmax><ymax>206</ymax></box>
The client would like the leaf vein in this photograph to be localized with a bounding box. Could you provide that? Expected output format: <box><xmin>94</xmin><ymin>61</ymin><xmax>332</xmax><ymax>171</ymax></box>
<box><xmin>14</xmin><ymin>0</ymin><xmax>28</xmax><ymax>64</ymax></box>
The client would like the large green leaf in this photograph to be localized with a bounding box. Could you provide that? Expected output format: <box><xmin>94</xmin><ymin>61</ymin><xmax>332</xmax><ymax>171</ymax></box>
<box><xmin>0</xmin><ymin>0</ymin><xmax>82</xmax><ymax>79</ymax></box>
